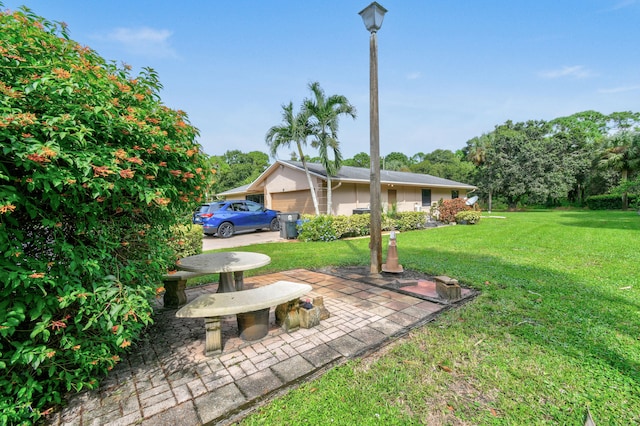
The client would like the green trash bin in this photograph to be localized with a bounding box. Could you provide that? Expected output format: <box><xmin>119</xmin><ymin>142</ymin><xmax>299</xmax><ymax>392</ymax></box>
<box><xmin>284</xmin><ymin>220</ymin><xmax>298</xmax><ymax>239</ymax></box>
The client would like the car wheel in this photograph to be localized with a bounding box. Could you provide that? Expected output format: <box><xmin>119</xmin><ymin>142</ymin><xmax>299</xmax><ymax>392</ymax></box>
<box><xmin>217</xmin><ymin>222</ymin><xmax>234</xmax><ymax>238</ymax></box>
<box><xmin>269</xmin><ymin>217</ymin><xmax>280</xmax><ymax>231</ymax></box>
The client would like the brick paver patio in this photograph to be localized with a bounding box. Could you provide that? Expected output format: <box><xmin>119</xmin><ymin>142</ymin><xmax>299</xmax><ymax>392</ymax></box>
<box><xmin>48</xmin><ymin>268</ymin><xmax>475</xmax><ymax>426</ymax></box>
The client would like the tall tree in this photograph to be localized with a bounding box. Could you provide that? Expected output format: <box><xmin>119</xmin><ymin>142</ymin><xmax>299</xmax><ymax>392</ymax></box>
<box><xmin>265</xmin><ymin>102</ymin><xmax>320</xmax><ymax>214</ymax></box>
<box><xmin>599</xmin><ymin>131</ymin><xmax>640</xmax><ymax>209</ymax></box>
<box><xmin>343</xmin><ymin>152</ymin><xmax>370</xmax><ymax>168</ymax></box>
<box><xmin>303</xmin><ymin>82</ymin><xmax>356</xmax><ymax>215</ymax></box>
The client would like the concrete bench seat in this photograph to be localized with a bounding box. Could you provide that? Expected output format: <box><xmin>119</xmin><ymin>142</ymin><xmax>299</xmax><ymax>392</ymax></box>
<box><xmin>162</xmin><ymin>270</ymin><xmax>212</xmax><ymax>309</ymax></box>
<box><xmin>176</xmin><ymin>281</ymin><xmax>312</xmax><ymax>355</ymax></box>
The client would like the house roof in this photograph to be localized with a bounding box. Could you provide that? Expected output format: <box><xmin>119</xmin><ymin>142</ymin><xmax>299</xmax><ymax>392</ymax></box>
<box><xmin>216</xmin><ymin>183</ymin><xmax>252</xmax><ymax>197</ymax></box>
<box><xmin>248</xmin><ymin>160</ymin><xmax>476</xmax><ymax>190</ymax></box>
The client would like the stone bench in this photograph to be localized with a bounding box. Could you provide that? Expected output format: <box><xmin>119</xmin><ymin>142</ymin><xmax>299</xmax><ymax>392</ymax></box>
<box><xmin>162</xmin><ymin>271</ymin><xmax>211</xmax><ymax>309</ymax></box>
<box><xmin>175</xmin><ymin>281</ymin><xmax>313</xmax><ymax>355</ymax></box>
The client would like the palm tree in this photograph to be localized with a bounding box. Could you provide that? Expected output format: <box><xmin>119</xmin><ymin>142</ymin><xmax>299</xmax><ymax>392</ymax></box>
<box><xmin>303</xmin><ymin>82</ymin><xmax>356</xmax><ymax>215</ymax></box>
<box><xmin>265</xmin><ymin>102</ymin><xmax>320</xmax><ymax>215</ymax></box>
<box><xmin>599</xmin><ymin>131</ymin><xmax>640</xmax><ymax>209</ymax></box>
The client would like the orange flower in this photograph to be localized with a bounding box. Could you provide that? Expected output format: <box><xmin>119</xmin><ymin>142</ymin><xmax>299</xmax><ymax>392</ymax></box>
<box><xmin>92</xmin><ymin>165</ymin><xmax>114</xmax><ymax>177</ymax></box>
<box><xmin>126</xmin><ymin>157</ymin><xmax>143</xmax><ymax>165</ymax></box>
<box><xmin>72</xmin><ymin>345</ymin><xmax>81</xmax><ymax>351</ymax></box>
<box><xmin>113</xmin><ymin>149</ymin><xmax>127</xmax><ymax>159</ymax></box>
<box><xmin>52</xmin><ymin>68</ymin><xmax>71</xmax><ymax>79</ymax></box>
<box><xmin>163</xmin><ymin>145</ymin><xmax>172</xmax><ymax>151</ymax></box>
<box><xmin>119</xmin><ymin>169</ymin><xmax>135</xmax><ymax>179</ymax></box>
<box><xmin>134</xmin><ymin>93</ymin><xmax>144</xmax><ymax>101</ymax></box>
<box><xmin>144</xmin><ymin>175</ymin><xmax>155</xmax><ymax>180</ymax></box>
<box><xmin>0</xmin><ymin>204</ymin><xmax>16</xmax><ymax>214</ymax></box>
<box><xmin>169</xmin><ymin>170</ymin><xmax>182</xmax><ymax>177</ymax></box>
<box><xmin>158</xmin><ymin>162</ymin><xmax>167</xmax><ymax>167</ymax></box>
<box><xmin>154</xmin><ymin>197</ymin><xmax>171</xmax><ymax>206</ymax></box>
<box><xmin>111</xmin><ymin>325</ymin><xmax>119</xmax><ymax>333</ymax></box>
<box><xmin>120</xmin><ymin>339</ymin><xmax>131</xmax><ymax>348</ymax></box>
<box><xmin>46</xmin><ymin>351</ymin><xmax>56</xmax><ymax>358</ymax></box>
<box><xmin>30</xmin><ymin>272</ymin><xmax>45</xmax><ymax>279</ymax></box>
<box><xmin>26</xmin><ymin>153</ymin><xmax>50</xmax><ymax>164</ymax></box>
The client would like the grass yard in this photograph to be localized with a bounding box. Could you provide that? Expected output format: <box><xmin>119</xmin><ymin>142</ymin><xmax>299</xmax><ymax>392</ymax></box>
<box><xmin>210</xmin><ymin>210</ymin><xmax>640</xmax><ymax>425</ymax></box>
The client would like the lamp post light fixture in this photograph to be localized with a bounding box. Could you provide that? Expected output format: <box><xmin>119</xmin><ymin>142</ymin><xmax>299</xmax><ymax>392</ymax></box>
<box><xmin>359</xmin><ymin>2</ymin><xmax>387</xmax><ymax>274</ymax></box>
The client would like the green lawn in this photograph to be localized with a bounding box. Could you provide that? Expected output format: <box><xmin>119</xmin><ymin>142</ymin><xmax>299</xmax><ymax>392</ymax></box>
<box><xmin>211</xmin><ymin>210</ymin><xmax>640</xmax><ymax>425</ymax></box>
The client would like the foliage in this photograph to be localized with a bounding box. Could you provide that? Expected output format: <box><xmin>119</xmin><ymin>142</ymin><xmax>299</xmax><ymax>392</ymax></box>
<box><xmin>0</xmin><ymin>8</ymin><xmax>211</xmax><ymax>423</ymax></box>
<box><xmin>303</xmin><ymin>81</ymin><xmax>356</xmax><ymax>215</ymax></box>
<box><xmin>436</xmin><ymin>198</ymin><xmax>471</xmax><ymax>223</ymax></box>
<box><xmin>166</xmin><ymin>224</ymin><xmax>203</xmax><ymax>264</ymax></box>
<box><xmin>455</xmin><ymin>210</ymin><xmax>481</xmax><ymax>224</ymax></box>
<box><xmin>241</xmin><ymin>210</ymin><xmax>640</xmax><ymax>425</ymax></box>
<box><xmin>409</xmin><ymin>148</ymin><xmax>475</xmax><ymax>183</ymax></box>
<box><xmin>585</xmin><ymin>193</ymin><xmax>638</xmax><ymax>210</ymax></box>
<box><xmin>265</xmin><ymin>101</ymin><xmax>320</xmax><ymax>215</ymax></box>
<box><xmin>209</xmin><ymin>150</ymin><xmax>268</xmax><ymax>195</ymax></box>
<box><xmin>296</xmin><ymin>214</ymin><xmax>338</xmax><ymax>242</ymax></box>
<box><xmin>296</xmin><ymin>212</ymin><xmax>427</xmax><ymax>241</ymax></box>
<box><xmin>390</xmin><ymin>211</ymin><xmax>427</xmax><ymax>231</ymax></box>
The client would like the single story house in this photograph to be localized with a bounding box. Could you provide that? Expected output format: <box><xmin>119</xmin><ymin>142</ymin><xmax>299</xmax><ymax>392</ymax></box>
<box><xmin>217</xmin><ymin>160</ymin><xmax>477</xmax><ymax>216</ymax></box>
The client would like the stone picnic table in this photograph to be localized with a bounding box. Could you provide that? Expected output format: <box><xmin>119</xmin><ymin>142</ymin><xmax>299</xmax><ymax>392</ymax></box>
<box><xmin>176</xmin><ymin>251</ymin><xmax>271</xmax><ymax>293</ymax></box>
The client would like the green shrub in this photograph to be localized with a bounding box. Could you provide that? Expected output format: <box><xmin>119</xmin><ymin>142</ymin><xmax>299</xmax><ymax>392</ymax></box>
<box><xmin>346</xmin><ymin>213</ymin><xmax>371</xmax><ymax>236</ymax></box>
<box><xmin>585</xmin><ymin>194</ymin><xmax>638</xmax><ymax>210</ymax></box>
<box><xmin>297</xmin><ymin>211</ymin><xmax>428</xmax><ymax>241</ymax></box>
<box><xmin>393</xmin><ymin>211</ymin><xmax>428</xmax><ymax>231</ymax></box>
<box><xmin>0</xmin><ymin>8</ymin><xmax>212</xmax><ymax>424</ymax></box>
<box><xmin>436</xmin><ymin>198</ymin><xmax>471</xmax><ymax>223</ymax></box>
<box><xmin>297</xmin><ymin>215</ymin><xmax>338</xmax><ymax>241</ymax></box>
<box><xmin>167</xmin><ymin>224</ymin><xmax>203</xmax><ymax>265</ymax></box>
<box><xmin>455</xmin><ymin>210</ymin><xmax>481</xmax><ymax>224</ymax></box>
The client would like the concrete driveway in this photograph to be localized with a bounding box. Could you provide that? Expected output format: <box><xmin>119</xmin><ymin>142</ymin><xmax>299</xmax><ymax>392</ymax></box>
<box><xmin>202</xmin><ymin>230</ymin><xmax>289</xmax><ymax>251</ymax></box>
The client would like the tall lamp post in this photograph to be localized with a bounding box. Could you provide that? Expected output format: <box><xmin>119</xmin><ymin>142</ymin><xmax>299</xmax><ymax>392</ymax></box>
<box><xmin>359</xmin><ymin>2</ymin><xmax>387</xmax><ymax>274</ymax></box>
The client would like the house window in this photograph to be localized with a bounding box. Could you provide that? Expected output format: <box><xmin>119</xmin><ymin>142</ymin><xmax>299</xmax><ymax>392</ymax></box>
<box><xmin>421</xmin><ymin>189</ymin><xmax>431</xmax><ymax>206</ymax></box>
<box><xmin>247</xmin><ymin>194</ymin><xmax>264</xmax><ymax>204</ymax></box>
<box><xmin>451</xmin><ymin>190</ymin><xmax>459</xmax><ymax>199</ymax></box>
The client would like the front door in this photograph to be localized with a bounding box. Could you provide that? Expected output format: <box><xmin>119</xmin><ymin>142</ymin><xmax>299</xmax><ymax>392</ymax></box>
<box><xmin>388</xmin><ymin>189</ymin><xmax>397</xmax><ymax>212</ymax></box>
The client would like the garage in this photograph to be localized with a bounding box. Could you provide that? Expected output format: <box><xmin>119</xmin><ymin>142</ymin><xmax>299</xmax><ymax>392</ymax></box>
<box><xmin>271</xmin><ymin>190</ymin><xmax>317</xmax><ymax>215</ymax></box>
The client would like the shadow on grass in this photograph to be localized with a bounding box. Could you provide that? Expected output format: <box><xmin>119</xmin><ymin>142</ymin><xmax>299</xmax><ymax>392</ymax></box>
<box><xmin>398</xmin><ymin>244</ymin><xmax>640</xmax><ymax>387</ymax></box>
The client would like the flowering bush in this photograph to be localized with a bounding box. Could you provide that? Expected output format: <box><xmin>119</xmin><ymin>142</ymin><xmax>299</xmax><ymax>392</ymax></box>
<box><xmin>0</xmin><ymin>8</ymin><xmax>213</xmax><ymax>423</ymax></box>
<box><xmin>436</xmin><ymin>198</ymin><xmax>471</xmax><ymax>224</ymax></box>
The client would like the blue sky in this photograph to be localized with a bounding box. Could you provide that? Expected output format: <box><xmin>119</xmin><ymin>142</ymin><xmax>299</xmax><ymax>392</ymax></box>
<box><xmin>4</xmin><ymin>1</ymin><xmax>640</xmax><ymax>159</ymax></box>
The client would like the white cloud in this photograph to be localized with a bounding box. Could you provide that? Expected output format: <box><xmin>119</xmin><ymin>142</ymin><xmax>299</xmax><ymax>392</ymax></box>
<box><xmin>611</xmin><ymin>0</ymin><xmax>637</xmax><ymax>10</ymax></box>
<box><xmin>102</xmin><ymin>27</ymin><xmax>179</xmax><ymax>59</ymax></box>
<box><xmin>598</xmin><ymin>85</ymin><xmax>640</xmax><ymax>94</ymax></box>
<box><xmin>538</xmin><ymin>65</ymin><xmax>594</xmax><ymax>79</ymax></box>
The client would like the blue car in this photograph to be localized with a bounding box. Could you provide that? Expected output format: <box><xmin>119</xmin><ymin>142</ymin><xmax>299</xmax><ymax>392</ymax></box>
<box><xmin>194</xmin><ymin>200</ymin><xmax>280</xmax><ymax>238</ymax></box>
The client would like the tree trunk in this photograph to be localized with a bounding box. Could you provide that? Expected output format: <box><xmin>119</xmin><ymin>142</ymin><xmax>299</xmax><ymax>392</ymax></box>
<box><xmin>327</xmin><ymin>176</ymin><xmax>333</xmax><ymax>215</ymax></box>
<box><xmin>622</xmin><ymin>168</ymin><xmax>629</xmax><ymax>210</ymax></box>
<box><xmin>297</xmin><ymin>143</ymin><xmax>320</xmax><ymax>215</ymax></box>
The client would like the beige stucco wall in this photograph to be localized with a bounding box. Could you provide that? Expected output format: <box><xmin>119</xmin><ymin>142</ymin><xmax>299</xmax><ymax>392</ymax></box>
<box><xmin>263</xmin><ymin>165</ymin><xmax>321</xmax><ymax>210</ymax></box>
<box><xmin>261</xmin><ymin>164</ymin><xmax>471</xmax><ymax>215</ymax></box>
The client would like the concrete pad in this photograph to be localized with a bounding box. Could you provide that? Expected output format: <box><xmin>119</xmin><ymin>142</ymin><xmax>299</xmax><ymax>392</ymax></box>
<box><xmin>270</xmin><ymin>355</ymin><xmax>315</xmax><ymax>383</ymax></box>
<box><xmin>194</xmin><ymin>383</ymin><xmax>245</xmax><ymax>424</ymax></box>
<box><xmin>235</xmin><ymin>369</ymin><xmax>284</xmax><ymax>400</ymax></box>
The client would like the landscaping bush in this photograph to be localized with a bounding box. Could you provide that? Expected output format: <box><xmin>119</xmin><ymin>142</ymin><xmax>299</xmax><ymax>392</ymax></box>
<box><xmin>455</xmin><ymin>210</ymin><xmax>481</xmax><ymax>224</ymax></box>
<box><xmin>585</xmin><ymin>193</ymin><xmax>638</xmax><ymax>210</ymax></box>
<box><xmin>393</xmin><ymin>211</ymin><xmax>428</xmax><ymax>231</ymax></box>
<box><xmin>167</xmin><ymin>224</ymin><xmax>203</xmax><ymax>264</ymax></box>
<box><xmin>296</xmin><ymin>211</ymin><xmax>428</xmax><ymax>241</ymax></box>
<box><xmin>436</xmin><ymin>198</ymin><xmax>471</xmax><ymax>223</ymax></box>
<box><xmin>297</xmin><ymin>215</ymin><xmax>338</xmax><ymax>241</ymax></box>
<box><xmin>0</xmin><ymin>8</ymin><xmax>212</xmax><ymax>424</ymax></box>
